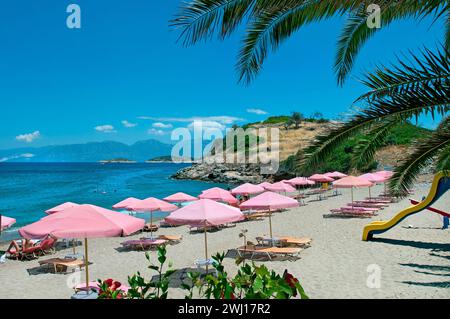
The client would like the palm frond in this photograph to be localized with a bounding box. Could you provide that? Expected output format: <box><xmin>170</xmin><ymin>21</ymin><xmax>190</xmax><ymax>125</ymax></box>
<box><xmin>171</xmin><ymin>0</ymin><xmax>255</xmax><ymax>46</ymax></box>
<box><xmin>334</xmin><ymin>0</ymin><xmax>430</xmax><ymax>86</ymax></box>
<box><xmin>356</xmin><ymin>47</ymin><xmax>450</xmax><ymax>102</ymax></box>
<box><xmin>446</xmin><ymin>9</ymin><xmax>450</xmax><ymax>50</ymax></box>
<box><xmin>301</xmin><ymin>75</ymin><xmax>449</xmax><ymax>170</ymax></box>
<box><xmin>351</xmin><ymin>120</ymin><xmax>397</xmax><ymax>169</ymax></box>
<box><xmin>389</xmin><ymin>117</ymin><xmax>450</xmax><ymax>197</ymax></box>
<box><xmin>235</xmin><ymin>0</ymin><xmax>376</xmax><ymax>84</ymax></box>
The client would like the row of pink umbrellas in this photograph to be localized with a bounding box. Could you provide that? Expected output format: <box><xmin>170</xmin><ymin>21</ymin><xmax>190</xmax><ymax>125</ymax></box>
<box><xmin>6</xmin><ymin>169</ymin><xmax>393</xmax><ymax>292</ymax></box>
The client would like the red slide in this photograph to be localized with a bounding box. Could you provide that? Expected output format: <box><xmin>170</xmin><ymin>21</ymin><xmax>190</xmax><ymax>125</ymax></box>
<box><xmin>410</xmin><ymin>199</ymin><xmax>450</xmax><ymax>218</ymax></box>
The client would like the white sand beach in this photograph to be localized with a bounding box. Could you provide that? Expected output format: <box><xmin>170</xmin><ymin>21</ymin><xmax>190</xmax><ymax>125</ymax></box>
<box><xmin>1</xmin><ymin>183</ymin><xmax>449</xmax><ymax>299</ymax></box>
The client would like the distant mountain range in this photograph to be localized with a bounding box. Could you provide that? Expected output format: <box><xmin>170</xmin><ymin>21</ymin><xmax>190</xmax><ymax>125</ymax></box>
<box><xmin>0</xmin><ymin>139</ymin><xmax>174</xmax><ymax>162</ymax></box>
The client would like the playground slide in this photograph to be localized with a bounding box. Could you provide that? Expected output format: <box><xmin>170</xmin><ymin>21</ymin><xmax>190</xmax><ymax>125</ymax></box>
<box><xmin>362</xmin><ymin>171</ymin><xmax>450</xmax><ymax>241</ymax></box>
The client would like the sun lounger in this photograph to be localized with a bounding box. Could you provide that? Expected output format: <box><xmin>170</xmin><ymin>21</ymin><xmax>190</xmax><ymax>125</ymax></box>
<box><xmin>143</xmin><ymin>223</ymin><xmax>159</xmax><ymax>232</ymax></box>
<box><xmin>257</xmin><ymin>236</ymin><xmax>312</xmax><ymax>248</ymax></box>
<box><xmin>352</xmin><ymin>201</ymin><xmax>389</xmax><ymax>207</ymax></box>
<box><xmin>121</xmin><ymin>239</ymin><xmax>167</xmax><ymax>250</ymax></box>
<box><xmin>325</xmin><ymin>208</ymin><xmax>376</xmax><ymax>218</ymax></box>
<box><xmin>243</xmin><ymin>212</ymin><xmax>268</xmax><ymax>221</ymax></box>
<box><xmin>157</xmin><ymin>234</ymin><xmax>182</xmax><ymax>243</ymax></box>
<box><xmin>236</xmin><ymin>245</ymin><xmax>301</xmax><ymax>260</ymax></box>
<box><xmin>159</xmin><ymin>220</ymin><xmax>178</xmax><ymax>227</ymax></box>
<box><xmin>38</xmin><ymin>257</ymin><xmax>85</xmax><ymax>273</ymax></box>
<box><xmin>341</xmin><ymin>206</ymin><xmax>379</xmax><ymax>212</ymax></box>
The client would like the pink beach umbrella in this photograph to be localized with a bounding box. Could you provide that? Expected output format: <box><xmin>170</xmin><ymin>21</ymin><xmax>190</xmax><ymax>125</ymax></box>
<box><xmin>359</xmin><ymin>173</ymin><xmax>388</xmax><ymax>199</ymax></box>
<box><xmin>165</xmin><ymin>199</ymin><xmax>244</xmax><ymax>271</ymax></box>
<box><xmin>374</xmin><ymin>170</ymin><xmax>394</xmax><ymax>194</ymax></box>
<box><xmin>309</xmin><ymin>174</ymin><xmax>334</xmax><ymax>183</ymax></box>
<box><xmin>264</xmin><ymin>182</ymin><xmax>296</xmax><ymax>194</ymax></box>
<box><xmin>240</xmin><ymin>192</ymin><xmax>299</xmax><ymax>239</ymax></box>
<box><xmin>45</xmin><ymin>202</ymin><xmax>79</xmax><ymax>215</ymax></box>
<box><xmin>127</xmin><ymin>198</ymin><xmax>178</xmax><ymax>237</ymax></box>
<box><xmin>258</xmin><ymin>182</ymin><xmax>273</xmax><ymax>189</ymax></box>
<box><xmin>199</xmin><ymin>187</ymin><xmax>239</xmax><ymax>205</ymax></box>
<box><xmin>374</xmin><ymin>170</ymin><xmax>394</xmax><ymax>179</ymax></box>
<box><xmin>112</xmin><ymin>197</ymin><xmax>141</xmax><ymax>210</ymax></box>
<box><xmin>163</xmin><ymin>192</ymin><xmax>198</xmax><ymax>203</ymax></box>
<box><xmin>324</xmin><ymin>171</ymin><xmax>347</xmax><ymax>179</ymax></box>
<box><xmin>231</xmin><ymin>183</ymin><xmax>265</xmax><ymax>196</ymax></box>
<box><xmin>286</xmin><ymin>177</ymin><xmax>315</xmax><ymax>186</ymax></box>
<box><xmin>19</xmin><ymin>204</ymin><xmax>145</xmax><ymax>293</ymax></box>
<box><xmin>0</xmin><ymin>215</ymin><xmax>16</xmax><ymax>233</ymax></box>
<box><xmin>333</xmin><ymin>176</ymin><xmax>374</xmax><ymax>208</ymax></box>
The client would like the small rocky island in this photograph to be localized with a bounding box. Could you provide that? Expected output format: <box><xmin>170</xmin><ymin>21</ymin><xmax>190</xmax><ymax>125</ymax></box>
<box><xmin>99</xmin><ymin>158</ymin><xmax>137</xmax><ymax>164</ymax></box>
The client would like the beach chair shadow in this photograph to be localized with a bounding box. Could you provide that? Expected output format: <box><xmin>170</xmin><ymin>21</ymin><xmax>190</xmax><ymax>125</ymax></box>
<box><xmin>26</xmin><ymin>261</ymin><xmax>91</xmax><ymax>276</ymax></box>
<box><xmin>373</xmin><ymin>238</ymin><xmax>450</xmax><ymax>251</ymax></box>
<box><xmin>400</xmin><ymin>280</ymin><xmax>450</xmax><ymax>288</ymax></box>
<box><xmin>225</xmin><ymin>248</ymin><xmax>300</xmax><ymax>262</ymax></box>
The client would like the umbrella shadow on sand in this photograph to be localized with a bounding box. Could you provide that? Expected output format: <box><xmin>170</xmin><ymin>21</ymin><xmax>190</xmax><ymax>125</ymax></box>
<box><xmin>26</xmin><ymin>261</ymin><xmax>93</xmax><ymax>276</ymax></box>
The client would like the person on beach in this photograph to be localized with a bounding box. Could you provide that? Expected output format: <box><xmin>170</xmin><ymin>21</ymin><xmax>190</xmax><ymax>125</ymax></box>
<box><xmin>6</xmin><ymin>238</ymin><xmax>33</xmax><ymax>254</ymax></box>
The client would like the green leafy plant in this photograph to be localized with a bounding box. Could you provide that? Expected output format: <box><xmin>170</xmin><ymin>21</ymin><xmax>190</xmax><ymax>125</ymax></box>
<box><xmin>98</xmin><ymin>246</ymin><xmax>308</xmax><ymax>299</ymax></box>
<box><xmin>183</xmin><ymin>253</ymin><xmax>308</xmax><ymax>299</ymax></box>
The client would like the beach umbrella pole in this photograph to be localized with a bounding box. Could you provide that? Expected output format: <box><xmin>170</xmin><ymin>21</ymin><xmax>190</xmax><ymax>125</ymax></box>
<box><xmin>351</xmin><ymin>187</ymin><xmax>354</xmax><ymax>211</ymax></box>
<box><xmin>0</xmin><ymin>214</ymin><xmax>2</xmax><ymax>236</ymax></box>
<box><xmin>84</xmin><ymin>238</ymin><xmax>89</xmax><ymax>292</ymax></box>
<box><xmin>204</xmin><ymin>225</ymin><xmax>208</xmax><ymax>273</ymax></box>
<box><xmin>269</xmin><ymin>210</ymin><xmax>273</xmax><ymax>244</ymax></box>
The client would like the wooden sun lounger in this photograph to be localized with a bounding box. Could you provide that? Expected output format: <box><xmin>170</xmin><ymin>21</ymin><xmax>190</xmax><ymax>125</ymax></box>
<box><xmin>278</xmin><ymin>236</ymin><xmax>312</xmax><ymax>247</ymax></box>
<box><xmin>38</xmin><ymin>258</ymin><xmax>85</xmax><ymax>273</ymax></box>
<box><xmin>121</xmin><ymin>239</ymin><xmax>167</xmax><ymax>250</ymax></box>
<box><xmin>236</xmin><ymin>245</ymin><xmax>301</xmax><ymax>260</ymax></box>
<box><xmin>256</xmin><ymin>236</ymin><xmax>312</xmax><ymax>248</ymax></box>
<box><xmin>143</xmin><ymin>223</ymin><xmax>159</xmax><ymax>232</ymax></box>
<box><xmin>157</xmin><ymin>234</ymin><xmax>182</xmax><ymax>243</ymax></box>
<box><xmin>324</xmin><ymin>209</ymin><xmax>376</xmax><ymax>218</ymax></box>
<box><xmin>342</xmin><ymin>206</ymin><xmax>379</xmax><ymax>212</ymax></box>
<box><xmin>352</xmin><ymin>201</ymin><xmax>389</xmax><ymax>207</ymax></box>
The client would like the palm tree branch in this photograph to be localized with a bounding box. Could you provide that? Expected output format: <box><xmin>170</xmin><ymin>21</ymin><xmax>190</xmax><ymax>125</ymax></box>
<box><xmin>300</xmin><ymin>81</ymin><xmax>449</xmax><ymax>170</ymax></box>
<box><xmin>356</xmin><ymin>47</ymin><xmax>450</xmax><ymax>102</ymax></box>
<box><xmin>350</xmin><ymin>120</ymin><xmax>398</xmax><ymax>169</ymax></box>
<box><xmin>389</xmin><ymin>117</ymin><xmax>450</xmax><ymax>196</ymax></box>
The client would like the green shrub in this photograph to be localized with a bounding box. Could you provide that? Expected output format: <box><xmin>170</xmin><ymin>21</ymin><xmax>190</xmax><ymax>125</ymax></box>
<box><xmin>98</xmin><ymin>246</ymin><xmax>308</xmax><ymax>299</ymax></box>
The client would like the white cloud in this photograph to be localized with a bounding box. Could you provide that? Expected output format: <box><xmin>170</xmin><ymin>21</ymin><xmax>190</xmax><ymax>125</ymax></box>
<box><xmin>122</xmin><ymin>120</ymin><xmax>137</xmax><ymax>128</ymax></box>
<box><xmin>247</xmin><ymin>108</ymin><xmax>268</xmax><ymax>115</ymax></box>
<box><xmin>95</xmin><ymin>125</ymin><xmax>116</xmax><ymax>133</ymax></box>
<box><xmin>147</xmin><ymin>128</ymin><xmax>165</xmax><ymax>136</ymax></box>
<box><xmin>138</xmin><ymin>115</ymin><xmax>244</xmax><ymax>125</ymax></box>
<box><xmin>187</xmin><ymin>120</ymin><xmax>225</xmax><ymax>131</ymax></box>
<box><xmin>152</xmin><ymin>122</ymin><xmax>173</xmax><ymax>129</ymax></box>
<box><xmin>0</xmin><ymin>153</ymin><xmax>35</xmax><ymax>162</ymax></box>
<box><xmin>16</xmin><ymin>131</ymin><xmax>41</xmax><ymax>143</ymax></box>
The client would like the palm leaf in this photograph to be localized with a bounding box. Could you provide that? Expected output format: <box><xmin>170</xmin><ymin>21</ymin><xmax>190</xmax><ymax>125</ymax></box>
<box><xmin>171</xmin><ymin>0</ymin><xmax>255</xmax><ymax>46</ymax></box>
<box><xmin>301</xmin><ymin>48</ymin><xmax>450</xmax><ymax>170</ymax></box>
<box><xmin>334</xmin><ymin>0</ymin><xmax>432</xmax><ymax>86</ymax></box>
<box><xmin>351</xmin><ymin>120</ymin><xmax>397</xmax><ymax>169</ymax></box>
<box><xmin>389</xmin><ymin>117</ymin><xmax>450</xmax><ymax>196</ymax></box>
<box><xmin>356</xmin><ymin>47</ymin><xmax>450</xmax><ymax>102</ymax></box>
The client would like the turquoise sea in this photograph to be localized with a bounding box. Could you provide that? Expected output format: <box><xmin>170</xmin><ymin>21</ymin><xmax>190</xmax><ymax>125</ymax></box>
<box><xmin>0</xmin><ymin>163</ymin><xmax>228</xmax><ymax>238</ymax></box>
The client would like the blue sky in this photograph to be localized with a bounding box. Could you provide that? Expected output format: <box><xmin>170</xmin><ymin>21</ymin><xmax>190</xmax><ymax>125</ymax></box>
<box><xmin>0</xmin><ymin>1</ymin><xmax>445</xmax><ymax>149</ymax></box>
